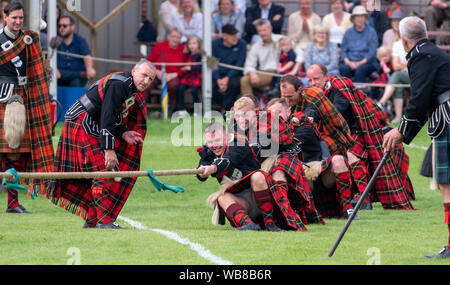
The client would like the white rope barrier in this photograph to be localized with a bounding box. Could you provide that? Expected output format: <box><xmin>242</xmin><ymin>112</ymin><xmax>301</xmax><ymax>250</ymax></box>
<box><xmin>51</xmin><ymin>50</ymin><xmax>411</xmax><ymax>88</ymax></box>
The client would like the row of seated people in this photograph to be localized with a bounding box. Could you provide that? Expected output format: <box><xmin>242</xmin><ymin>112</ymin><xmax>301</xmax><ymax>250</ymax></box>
<box><xmin>147</xmin><ymin>1</ymin><xmax>412</xmax><ymax>118</ymax></box>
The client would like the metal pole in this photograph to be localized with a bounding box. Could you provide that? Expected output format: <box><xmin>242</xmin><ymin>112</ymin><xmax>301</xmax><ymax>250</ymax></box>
<box><xmin>328</xmin><ymin>150</ymin><xmax>391</xmax><ymax>257</ymax></box>
<box><xmin>202</xmin><ymin>0</ymin><xmax>212</xmax><ymax>117</ymax></box>
<box><xmin>47</xmin><ymin>0</ymin><xmax>58</xmax><ymax>101</ymax></box>
<box><xmin>28</xmin><ymin>0</ymin><xmax>41</xmax><ymax>32</ymax></box>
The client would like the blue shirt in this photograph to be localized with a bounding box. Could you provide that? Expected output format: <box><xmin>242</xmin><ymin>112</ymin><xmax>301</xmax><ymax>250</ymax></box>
<box><xmin>212</xmin><ymin>37</ymin><xmax>247</xmax><ymax>81</ymax></box>
<box><xmin>340</xmin><ymin>25</ymin><xmax>378</xmax><ymax>62</ymax></box>
<box><xmin>57</xmin><ymin>33</ymin><xmax>91</xmax><ymax>72</ymax></box>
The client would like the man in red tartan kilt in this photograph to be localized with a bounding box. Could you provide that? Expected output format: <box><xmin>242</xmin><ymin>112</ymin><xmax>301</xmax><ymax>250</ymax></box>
<box><xmin>47</xmin><ymin>60</ymin><xmax>156</xmax><ymax>229</ymax></box>
<box><xmin>268</xmin><ymin>97</ymin><xmax>361</xmax><ymax>220</ymax></box>
<box><xmin>279</xmin><ymin>75</ymin><xmax>361</xmax><ymax>219</ymax></box>
<box><xmin>0</xmin><ymin>2</ymin><xmax>54</xmax><ymax>214</ymax></box>
<box><xmin>197</xmin><ymin>120</ymin><xmax>309</xmax><ymax>231</ymax></box>
<box><xmin>233</xmin><ymin>96</ymin><xmax>321</xmax><ymax>229</ymax></box>
<box><xmin>306</xmin><ymin>64</ymin><xmax>414</xmax><ymax>210</ymax></box>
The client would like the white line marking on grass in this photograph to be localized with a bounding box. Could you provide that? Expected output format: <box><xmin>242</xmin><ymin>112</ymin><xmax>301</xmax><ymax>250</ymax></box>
<box><xmin>405</xmin><ymin>144</ymin><xmax>428</xmax><ymax>151</ymax></box>
<box><xmin>117</xmin><ymin>215</ymin><xmax>233</xmax><ymax>265</ymax></box>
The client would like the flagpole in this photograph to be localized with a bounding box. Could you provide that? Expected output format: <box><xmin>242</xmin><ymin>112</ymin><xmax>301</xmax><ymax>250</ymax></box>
<box><xmin>161</xmin><ymin>52</ymin><xmax>169</xmax><ymax>120</ymax></box>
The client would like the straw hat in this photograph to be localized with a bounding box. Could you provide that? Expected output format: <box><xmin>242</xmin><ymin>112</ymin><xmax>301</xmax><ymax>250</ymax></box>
<box><xmin>351</xmin><ymin>5</ymin><xmax>368</xmax><ymax>21</ymax></box>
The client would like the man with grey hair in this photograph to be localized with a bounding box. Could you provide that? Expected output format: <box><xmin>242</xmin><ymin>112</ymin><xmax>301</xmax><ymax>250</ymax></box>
<box><xmin>383</xmin><ymin>16</ymin><xmax>450</xmax><ymax>259</ymax></box>
<box><xmin>47</xmin><ymin>61</ymin><xmax>156</xmax><ymax>229</ymax></box>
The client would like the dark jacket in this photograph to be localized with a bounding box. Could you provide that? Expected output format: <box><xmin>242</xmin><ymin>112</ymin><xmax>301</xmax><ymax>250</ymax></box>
<box><xmin>399</xmin><ymin>39</ymin><xmax>450</xmax><ymax>143</ymax></box>
<box><xmin>80</xmin><ymin>72</ymin><xmax>137</xmax><ymax>150</ymax></box>
<box><xmin>243</xmin><ymin>3</ymin><xmax>285</xmax><ymax>43</ymax></box>
<box><xmin>212</xmin><ymin>37</ymin><xmax>247</xmax><ymax>81</ymax></box>
<box><xmin>196</xmin><ymin>137</ymin><xmax>260</xmax><ymax>183</ymax></box>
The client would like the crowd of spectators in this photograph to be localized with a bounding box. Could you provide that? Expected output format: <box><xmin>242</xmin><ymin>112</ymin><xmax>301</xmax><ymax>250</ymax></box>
<box><xmin>146</xmin><ymin>0</ymin><xmax>449</xmax><ymax>118</ymax></box>
<box><xmin>32</xmin><ymin>0</ymin><xmax>449</xmax><ymax>119</ymax></box>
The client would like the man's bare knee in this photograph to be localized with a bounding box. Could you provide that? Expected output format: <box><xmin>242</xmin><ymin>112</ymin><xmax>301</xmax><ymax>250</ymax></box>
<box><xmin>347</xmin><ymin>152</ymin><xmax>360</xmax><ymax>165</ymax></box>
<box><xmin>331</xmin><ymin>155</ymin><xmax>348</xmax><ymax>174</ymax></box>
<box><xmin>251</xmin><ymin>171</ymin><xmax>268</xmax><ymax>191</ymax></box>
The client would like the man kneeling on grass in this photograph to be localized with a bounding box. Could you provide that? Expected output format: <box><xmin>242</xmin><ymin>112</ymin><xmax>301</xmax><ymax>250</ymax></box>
<box><xmin>196</xmin><ymin>121</ymin><xmax>286</xmax><ymax>232</ymax></box>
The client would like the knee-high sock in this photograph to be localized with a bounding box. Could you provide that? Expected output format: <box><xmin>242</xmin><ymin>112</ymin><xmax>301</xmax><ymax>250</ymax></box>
<box><xmin>350</xmin><ymin>160</ymin><xmax>371</xmax><ymax>203</ymax></box>
<box><xmin>335</xmin><ymin>171</ymin><xmax>353</xmax><ymax>211</ymax></box>
<box><xmin>7</xmin><ymin>189</ymin><xmax>19</xmax><ymax>209</ymax></box>
<box><xmin>5</xmin><ymin>156</ymin><xmax>26</xmax><ymax>209</ymax></box>
<box><xmin>444</xmin><ymin>203</ymin><xmax>450</xmax><ymax>247</ymax></box>
<box><xmin>254</xmin><ymin>189</ymin><xmax>274</xmax><ymax>225</ymax></box>
<box><xmin>225</xmin><ymin>203</ymin><xmax>253</xmax><ymax>227</ymax></box>
<box><xmin>92</xmin><ymin>185</ymin><xmax>112</xmax><ymax>224</ymax></box>
<box><xmin>85</xmin><ymin>202</ymin><xmax>99</xmax><ymax>226</ymax></box>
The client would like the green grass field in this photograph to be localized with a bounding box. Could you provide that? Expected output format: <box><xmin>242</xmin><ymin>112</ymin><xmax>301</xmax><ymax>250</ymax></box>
<box><xmin>0</xmin><ymin>119</ymin><xmax>449</xmax><ymax>266</ymax></box>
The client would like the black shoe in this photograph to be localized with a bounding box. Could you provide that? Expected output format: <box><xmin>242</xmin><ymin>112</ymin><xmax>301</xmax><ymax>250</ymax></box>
<box><xmin>83</xmin><ymin>223</ymin><xmax>97</xmax><ymax>229</ymax></box>
<box><xmin>235</xmin><ymin>223</ymin><xmax>262</xmax><ymax>231</ymax></box>
<box><xmin>424</xmin><ymin>246</ymin><xmax>450</xmax><ymax>259</ymax></box>
<box><xmin>6</xmin><ymin>204</ymin><xmax>34</xmax><ymax>214</ymax></box>
<box><xmin>344</xmin><ymin>208</ymin><xmax>360</xmax><ymax>220</ymax></box>
<box><xmin>96</xmin><ymin>221</ymin><xmax>122</xmax><ymax>229</ymax></box>
<box><xmin>351</xmin><ymin>199</ymin><xmax>373</xmax><ymax>210</ymax></box>
<box><xmin>265</xmin><ymin>222</ymin><xmax>285</xmax><ymax>232</ymax></box>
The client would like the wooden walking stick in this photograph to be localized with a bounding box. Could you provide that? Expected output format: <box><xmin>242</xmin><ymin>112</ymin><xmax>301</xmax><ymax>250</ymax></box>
<box><xmin>328</xmin><ymin>150</ymin><xmax>391</xmax><ymax>257</ymax></box>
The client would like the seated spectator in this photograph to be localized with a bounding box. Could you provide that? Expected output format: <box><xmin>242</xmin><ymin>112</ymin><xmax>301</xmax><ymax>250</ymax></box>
<box><xmin>177</xmin><ymin>35</ymin><xmax>203</xmax><ymax>115</ymax></box>
<box><xmin>146</xmin><ymin>28</ymin><xmax>185</xmax><ymax>111</ymax></box>
<box><xmin>304</xmin><ymin>25</ymin><xmax>339</xmax><ymax>76</ymax></box>
<box><xmin>361</xmin><ymin>0</ymin><xmax>391</xmax><ymax>46</ymax></box>
<box><xmin>243</xmin><ymin>0</ymin><xmax>285</xmax><ymax>43</ymax></box>
<box><xmin>322</xmin><ymin>0</ymin><xmax>353</xmax><ymax>47</ymax></box>
<box><xmin>369</xmin><ymin>45</ymin><xmax>393</xmax><ymax>100</ymax></box>
<box><xmin>339</xmin><ymin>5</ymin><xmax>379</xmax><ymax>83</ymax></box>
<box><xmin>382</xmin><ymin>10</ymin><xmax>404</xmax><ymax>47</ymax></box>
<box><xmin>267</xmin><ymin>36</ymin><xmax>297</xmax><ymax>96</ymax></box>
<box><xmin>377</xmin><ymin>37</ymin><xmax>410</xmax><ymax>124</ymax></box>
<box><xmin>241</xmin><ymin>19</ymin><xmax>282</xmax><ymax>96</ymax></box>
<box><xmin>212</xmin><ymin>0</ymin><xmax>245</xmax><ymax>39</ymax></box>
<box><xmin>289</xmin><ymin>47</ymin><xmax>306</xmax><ymax>78</ymax></box>
<box><xmin>173</xmin><ymin>0</ymin><xmax>203</xmax><ymax>43</ymax></box>
<box><xmin>212</xmin><ymin>24</ymin><xmax>247</xmax><ymax>113</ymax></box>
<box><xmin>0</xmin><ymin>0</ymin><xmax>9</xmax><ymax>29</ymax></box>
<box><xmin>157</xmin><ymin>0</ymin><xmax>179</xmax><ymax>42</ymax></box>
<box><xmin>287</xmin><ymin>0</ymin><xmax>321</xmax><ymax>51</ymax></box>
<box><xmin>424</xmin><ymin>0</ymin><xmax>450</xmax><ymax>34</ymax></box>
<box><xmin>344</xmin><ymin>0</ymin><xmax>360</xmax><ymax>12</ymax></box>
<box><xmin>57</xmin><ymin>15</ymin><xmax>96</xmax><ymax>87</ymax></box>
<box><xmin>211</xmin><ymin>0</ymin><xmax>247</xmax><ymax>14</ymax></box>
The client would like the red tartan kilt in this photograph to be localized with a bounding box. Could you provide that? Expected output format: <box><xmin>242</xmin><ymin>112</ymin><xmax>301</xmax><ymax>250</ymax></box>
<box><xmin>348</xmin><ymin>134</ymin><xmax>368</xmax><ymax>160</ymax></box>
<box><xmin>48</xmin><ymin>112</ymin><xmax>140</xmax><ymax>220</ymax></box>
<box><xmin>180</xmin><ymin>71</ymin><xmax>202</xmax><ymax>86</ymax></box>
<box><xmin>224</xmin><ymin>169</ymin><xmax>310</xmax><ymax>231</ymax></box>
<box><xmin>223</xmin><ymin>171</ymin><xmax>257</xmax><ymax>194</ymax></box>
<box><xmin>269</xmin><ymin>153</ymin><xmax>311</xmax><ymax>208</ymax></box>
<box><xmin>48</xmin><ymin>113</ymin><xmax>107</xmax><ymax>218</ymax></box>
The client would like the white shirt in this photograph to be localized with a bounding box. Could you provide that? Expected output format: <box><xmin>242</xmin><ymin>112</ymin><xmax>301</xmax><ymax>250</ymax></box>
<box><xmin>157</xmin><ymin>1</ymin><xmax>179</xmax><ymax>42</ymax></box>
<box><xmin>392</xmin><ymin>39</ymin><xmax>408</xmax><ymax>72</ymax></box>
<box><xmin>244</xmin><ymin>33</ymin><xmax>283</xmax><ymax>74</ymax></box>
<box><xmin>173</xmin><ymin>12</ymin><xmax>203</xmax><ymax>43</ymax></box>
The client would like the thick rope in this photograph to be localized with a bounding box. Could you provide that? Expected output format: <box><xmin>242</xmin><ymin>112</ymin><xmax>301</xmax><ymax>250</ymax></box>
<box><xmin>0</xmin><ymin>169</ymin><xmax>203</xmax><ymax>182</ymax></box>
